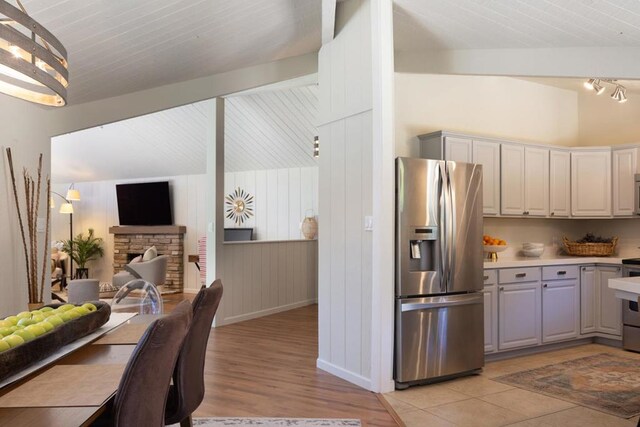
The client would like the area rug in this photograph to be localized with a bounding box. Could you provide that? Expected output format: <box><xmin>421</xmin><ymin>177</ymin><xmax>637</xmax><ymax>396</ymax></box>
<box><xmin>494</xmin><ymin>353</ymin><xmax>640</xmax><ymax>418</ymax></box>
<box><xmin>183</xmin><ymin>419</ymin><xmax>361</xmax><ymax>427</ymax></box>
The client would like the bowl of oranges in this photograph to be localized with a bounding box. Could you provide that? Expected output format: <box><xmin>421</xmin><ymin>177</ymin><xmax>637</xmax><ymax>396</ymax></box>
<box><xmin>483</xmin><ymin>235</ymin><xmax>508</xmax><ymax>261</ymax></box>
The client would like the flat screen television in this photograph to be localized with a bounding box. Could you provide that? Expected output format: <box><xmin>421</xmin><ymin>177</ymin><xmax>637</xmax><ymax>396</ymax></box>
<box><xmin>116</xmin><ymin>181</ymin><xmax>173</xmax><ymax>226</ymax></box>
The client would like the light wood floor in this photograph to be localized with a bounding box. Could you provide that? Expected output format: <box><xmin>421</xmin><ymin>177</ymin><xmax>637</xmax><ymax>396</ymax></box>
<box><xmin>164</xmin><ymin>296</ymin><xmax>398</xmax><ymax>426</ymax></box>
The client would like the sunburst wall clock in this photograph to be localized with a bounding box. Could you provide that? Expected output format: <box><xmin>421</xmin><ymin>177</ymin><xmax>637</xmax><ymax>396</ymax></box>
<box><xmin>225</xmin><ymin>187</ymin><xmax>254</xmax><ymax>225</ymax></box>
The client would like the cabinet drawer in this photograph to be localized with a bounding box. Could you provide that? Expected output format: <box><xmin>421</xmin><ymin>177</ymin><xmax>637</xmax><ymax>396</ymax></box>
<box><xmin>542</xmin><ymin>265</ymin><xmax>579</xmax><ymax>281</ymax></box>
<box><xmin>484</xmin><ymin>270</ymin><xmax>497</xmax><ymax>286</ymax></box>
<box><xmin>499</xmin><ymin>267</ymin><xmax>541</xmax><ymax>284</ymax></box>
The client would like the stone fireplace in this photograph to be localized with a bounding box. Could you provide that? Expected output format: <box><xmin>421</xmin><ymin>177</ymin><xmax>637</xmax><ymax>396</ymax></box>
<box><xmin>109</xmin><ymin>225</ymin><xmax>186</xmax><ymax>292</ymax></box>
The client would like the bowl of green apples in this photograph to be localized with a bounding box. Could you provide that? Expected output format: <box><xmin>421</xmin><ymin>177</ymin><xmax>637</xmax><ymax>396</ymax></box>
<box><xmin>0</xmin><ymin>301</ymin><xmax>110</xmax><ymax>381</ymax></box>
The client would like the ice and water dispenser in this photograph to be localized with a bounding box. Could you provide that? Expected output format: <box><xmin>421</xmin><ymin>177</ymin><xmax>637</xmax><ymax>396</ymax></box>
<box><xmin>398</xmin><ymin>225</ymin><xmax>441</xmax><ymax>296</ymax></box>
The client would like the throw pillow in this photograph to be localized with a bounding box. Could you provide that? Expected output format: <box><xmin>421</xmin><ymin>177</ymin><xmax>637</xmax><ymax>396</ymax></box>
<box><xmin>142</xmin><ymin>246</ymin><xmax>157</xmax><ymax>261</ymax></box>
<box><xmin>129</xmin><ymin>255</ymin><xmax>142</xmax><ymax>264</ymax></box>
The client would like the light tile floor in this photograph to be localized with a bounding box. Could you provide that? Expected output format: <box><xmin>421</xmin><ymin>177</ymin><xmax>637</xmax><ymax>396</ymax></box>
<box><xmin>384</xmin><ymin>344</ymin><xmax>640</xmax><ymax>427</ymax></box>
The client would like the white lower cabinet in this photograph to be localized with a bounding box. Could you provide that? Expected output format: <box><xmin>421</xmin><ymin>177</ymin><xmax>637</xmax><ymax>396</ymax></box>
<box><xmin>598</xmin><ymin>266</ymin><xmax>623</xmax><ymax>336</ymax></box>
<box><xmin>487</xmin><ymin>263</ymin><xmax>622</xmax><ymax>355</ymax></box>
<box><xmin>498</xmin><ymin>281</ymin><xmax>541</xmax><ymax>350</ymax></box>
<box><xmin>542</xmin><ymin>279</ymin><xmax>579</xmax><ymax>343</ymax></box>
<box><xmin>580</xmin><ymin>265</ymin><xmax>622</xmax><ymax>337</ymax></box>
<box><xmin>483</xmin><ymin>277</ymin><xmax>498</xmax><ymax>353</ymax></box>
<box><xmin>580</xmin><ymin>266</ymin><xmax>598</xmax><ymax>334</ymax></box>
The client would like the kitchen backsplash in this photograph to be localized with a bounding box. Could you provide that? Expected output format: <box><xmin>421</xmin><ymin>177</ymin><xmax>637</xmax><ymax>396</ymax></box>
<box><xmin>483</xmin><ymin>217</ymin><xmax>640</xmax><ymax>259</ymax></box>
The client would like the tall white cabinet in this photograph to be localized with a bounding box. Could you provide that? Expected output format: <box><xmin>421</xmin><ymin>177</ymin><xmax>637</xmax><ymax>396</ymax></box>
<box><xmin>571</xmin><ymin>150</ymin><xmax>612</xmax><ymax>217</ymax></box>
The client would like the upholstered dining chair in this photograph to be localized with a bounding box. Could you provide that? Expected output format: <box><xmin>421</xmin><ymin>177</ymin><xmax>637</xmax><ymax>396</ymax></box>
<box><xmin>165</xmin><ymin>280</ymin><xmax>224</xmax><ymax>427</ymax></box>
<box><xmin>95</xmin><ymin>299</ymin><xmax>192</xmax><ymax>427</ymax></box>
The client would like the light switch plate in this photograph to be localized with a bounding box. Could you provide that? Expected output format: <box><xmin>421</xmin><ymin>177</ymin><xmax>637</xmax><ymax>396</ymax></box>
<box><xmin>364</xmin><ymin>216</ymin><xmax>373</xmax><ymax>231</ymax></box>
<box><xmin>36</xmin><ymin>217</ymin><xmax>46</xmax><ymax>233</ymax></box>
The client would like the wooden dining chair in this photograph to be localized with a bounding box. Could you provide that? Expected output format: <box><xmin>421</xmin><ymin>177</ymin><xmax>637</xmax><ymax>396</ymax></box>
<box><xmin>94</xmin><ymin>299</ymin><xmax>192</xmax><ymax>427</ymax></box>
<box><xmin>165</xmin><ymin>280</ymin><xmax>223</xmax><ymax>427</ymax></box>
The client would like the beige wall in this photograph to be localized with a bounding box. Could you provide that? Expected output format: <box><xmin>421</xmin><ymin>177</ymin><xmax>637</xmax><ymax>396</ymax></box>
<box><xmin>395</xmin><ymin>73</ymin><xmax>580</xmax><ymax>157</ymax></box>
<box><xmin>578</xmin><ymin>90</ymin><xmax>640</xmax><ymax>146</ymax></box>
<box><xmin>0</xmin><ymin>96</ymin><xmax>51</xmax><ymax>317</ymax></box>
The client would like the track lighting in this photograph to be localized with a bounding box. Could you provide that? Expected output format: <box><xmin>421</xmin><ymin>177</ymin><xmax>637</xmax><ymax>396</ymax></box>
<box><xmin>583</xmin><ymin>78</ymin><xmax>628</xmax><ymax>103</ymax></box>
<box><xmin>584</xmin><ymin>79</ymin><xmax>596</xmax><ymax>90</ymax></box>
<box><xmin>611</xmin><ymin>85</ymin><xmax>627</xmax><ymax>103</ymax></box>
<box><xmin>592</xmin><ymin>80</ymin><xmax>605</xmax><ymax>95</ymax></box>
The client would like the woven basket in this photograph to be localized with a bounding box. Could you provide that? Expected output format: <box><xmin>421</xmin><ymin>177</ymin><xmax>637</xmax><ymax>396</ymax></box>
<box><xmin>562</xmin><ymin>236</ymin><xmax>618</xmax><ymax>257</ymax></box>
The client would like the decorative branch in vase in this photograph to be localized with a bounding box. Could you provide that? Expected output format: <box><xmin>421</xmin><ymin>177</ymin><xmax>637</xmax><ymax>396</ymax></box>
<box><xmin>5</xmin><ymin>148</ymin><xmax>50</xmax><ymax>307</ymax></box>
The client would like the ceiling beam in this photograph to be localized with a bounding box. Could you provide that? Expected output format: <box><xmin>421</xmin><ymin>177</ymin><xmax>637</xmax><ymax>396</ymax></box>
<box><xmin>395</xmin><ymin>47</ymin><xmax>640</xmax><ymax>80</ymax></box>
<box><xmin>322</xmin><ymin>0</ymin><xmax>336</xmax><ymax>44</ymax></box>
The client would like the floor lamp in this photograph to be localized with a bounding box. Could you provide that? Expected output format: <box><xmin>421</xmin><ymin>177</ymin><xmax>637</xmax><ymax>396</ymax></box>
<box><xmin>51</xmin><ymin>186</ymin><xmax>81</xmax><ymax>280</ymax></box>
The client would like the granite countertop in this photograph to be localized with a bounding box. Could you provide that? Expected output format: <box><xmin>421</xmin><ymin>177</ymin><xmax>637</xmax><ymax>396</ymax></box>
<box><xmin>484</xmin><ymin>256</ymin><xmax>625</xmax><ymax>269</ymax></box>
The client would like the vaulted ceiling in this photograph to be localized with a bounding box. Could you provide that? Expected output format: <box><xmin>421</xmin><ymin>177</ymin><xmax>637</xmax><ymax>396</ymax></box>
<box><xmin>394</xmin><ymin>0</ymin><xmax>640</xmax><ymax>51</ymax></box>
<box><xmin>51</xmin><ymin>84</ymin><xmax>318</xmax><ymax>183</ymax></box>
<box><xmin>21</xmin><ymin>0</ymin><xmax>321</xmax><ymax>105</ymax></box>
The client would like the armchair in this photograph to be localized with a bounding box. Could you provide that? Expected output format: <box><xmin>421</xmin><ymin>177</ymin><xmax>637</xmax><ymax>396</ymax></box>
<box><xmin>112</xmin><ymin>255</ymin><xmax>169</xmax><ymax>289</ymax></box>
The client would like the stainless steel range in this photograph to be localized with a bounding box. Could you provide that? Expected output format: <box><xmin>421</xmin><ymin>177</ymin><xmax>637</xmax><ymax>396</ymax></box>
<box><xmin>621</xmin><ymin>258</ymin><xmax>640</xmax><ymax>352</ymax></box>
<box><xmin>394</xmin><ymin>158</ymin><xmax>484</xmax><ymax>389</ymax></box>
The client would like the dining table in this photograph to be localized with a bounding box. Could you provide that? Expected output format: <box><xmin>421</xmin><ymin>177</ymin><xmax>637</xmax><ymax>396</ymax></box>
<box><xmin>0</xmin><ymin>312</ymin><xmax>160</xmax><ymax>427</ymax></box>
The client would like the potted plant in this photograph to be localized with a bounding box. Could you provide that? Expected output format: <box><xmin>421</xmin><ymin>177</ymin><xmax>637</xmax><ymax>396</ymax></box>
<box><xmin>62</xmin><ymin>228</ymin><xmax>104</xmax><ymax>279</ymax></box>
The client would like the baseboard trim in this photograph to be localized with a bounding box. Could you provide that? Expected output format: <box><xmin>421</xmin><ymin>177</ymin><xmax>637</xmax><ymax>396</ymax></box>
<box><xmin>218</xmin><ymin>299</ymin><xmax>317</xmax><ymax>326</ymax></box>
<box><xmin>485</xmin><ymin>335</ymin><xmax>622</xmax><ymax>362</ymax></box>
<box><xmin>316</xmin><ymin>358</ymin><xmax>372</xmax><ymax>391</ymax></box>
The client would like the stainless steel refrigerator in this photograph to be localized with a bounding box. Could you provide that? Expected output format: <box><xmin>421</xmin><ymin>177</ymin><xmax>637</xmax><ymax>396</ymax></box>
<box><xmin>395</xmin><ymin>157</ymin><xmax>484</xmax><ymax>389</ymax></box>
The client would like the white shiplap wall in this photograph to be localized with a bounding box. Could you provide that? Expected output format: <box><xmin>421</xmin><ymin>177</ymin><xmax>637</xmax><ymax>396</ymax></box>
<box><xmin>217</xmin><ymin>240</ymin><xmax>318</xmax><ymax>325</ymax></box>
<box><xmin>51</xmin><ymin>175</ymin><xmax>207</xmax><ymax>292</ymax></box>
<box><xmin>317</xmin><ymin>0</ymin><xmax>374</xmax><ymax>390</ymax></box>
<box><xmin>224</xmin><ymin>167</ymin><xmax>318</xmax><ymax>240</ymax></box>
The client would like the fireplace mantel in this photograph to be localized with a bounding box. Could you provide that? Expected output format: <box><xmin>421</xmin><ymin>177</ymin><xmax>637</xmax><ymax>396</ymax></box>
<box><xmin>109</xmin><ymin>225</ymin><xmax>186</xmax><ymax>235</ymax></box>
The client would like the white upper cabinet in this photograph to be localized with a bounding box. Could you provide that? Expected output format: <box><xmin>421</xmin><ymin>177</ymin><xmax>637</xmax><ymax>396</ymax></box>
<box><xmin>571</xmin><ymin>150</ymin><xmax>612</xmax><ymax>217</ymax></box>
<box><xmin>524</xmin><ymin>146</ymin><xmax>549</xmax><ymax>216</ymax></box>
<box><xmin>549</xmin><ymin>150</ymin><xmax>571</xmax><ymax>217</ymax></box>
<box><xmin>501</xmin><ymin>144</ymin><xmax>526</xmax><ymax>215</ymax></box>
<box><xmin>473</xmin><ymin>140</ymin><xmax>501</xmax><ymax>215</ymax></box>
<box><xmin>613</xmin><ymin>147</ymin><xmax>640</xmax><ymax>216</ymax></box>
<box><xmin>501</xmin><ymin>144</ymin><xmax>548</xmax><ymax>216</ymax></box>
<box><xmin>444</xmin><ymin>136</ymin><xmax>472</xmax><ymax>163</ymax></box>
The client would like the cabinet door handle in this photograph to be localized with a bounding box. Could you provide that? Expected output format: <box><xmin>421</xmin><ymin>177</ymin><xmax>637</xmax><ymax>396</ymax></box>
<box><xmin>515</xmin><ymin>273</ymin><xmax>527</xmax><ymax>278</ymax></box>
<box><xmin>499</xmin><ymin>287</ymin><xmax>504</xmax><ymax>291</ymax></box>
<box><xmin>550</xmin><ymin>212</ymin><xmax>555</xmax><ymax>216</ymax></box>
<box><xmin>483</xmin><ymin>275</ymin><xmax>489</xmax><ymax>280</ymax></box>
<box><xmin>557</xmin><ymin>271</ymin><xmax>567</xmax><ymax>275</ymax></box>
<box><xmin>543</xmin><ymin>283</ymin><xmax>548</xmax><ymax>288</ymax></box>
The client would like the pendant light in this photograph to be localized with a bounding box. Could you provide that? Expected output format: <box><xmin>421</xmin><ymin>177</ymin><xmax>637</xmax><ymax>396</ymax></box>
<box><xmin>0</xmin><ymin>0</ymin><xmax>68</xmax><ymax>106</ymax></box>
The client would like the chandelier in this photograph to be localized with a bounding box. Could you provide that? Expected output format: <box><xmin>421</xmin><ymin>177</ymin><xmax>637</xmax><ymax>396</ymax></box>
<box><xmin>0</xmin><ymin>0</ymin><xmax>68</xmax><ymax>106</ymax></box>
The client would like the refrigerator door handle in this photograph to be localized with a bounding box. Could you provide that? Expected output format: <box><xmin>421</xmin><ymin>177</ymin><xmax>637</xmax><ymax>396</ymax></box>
<box><xmin>446</xmin><ymin>163</ymin><xmax>456</xmax><ymax>290</ymax></box>
<box><xmin>438</xmin><ymin>162</ymin><xmax>447</xmax><ymax>292</ymax></box>
<box><xmin>400</xmin><ymin>294</ymin><xmax>483</xmax><ymax>312</ymax></box>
